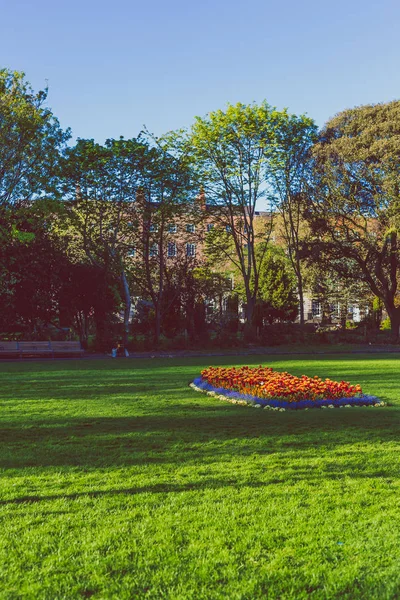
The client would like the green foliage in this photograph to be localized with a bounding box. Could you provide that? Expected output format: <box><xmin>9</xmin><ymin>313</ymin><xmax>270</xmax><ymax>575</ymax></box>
<box><xmin>257</xmin><ymin>247</ymin><xmax>298</xmax><ymax>323</ymax></box>
<box><xmin>0</xmin><ymin>69</ymin><xmax>70</xmax><ymax>206</ymax></box>
<box><xmin>0</xmin><ymin>202</ymin><xmax>67</xmax><ymax>335</ymax></box>
<box><xmin>233</xmin><ymin>245</ymin><xmax>298</xmax><ymax>325</ymax></box>
<box><xmin>381</xmin><ymin>318</ymin><xmax>391</xmax><ymax>331</ymax></box>
<box><xmin>189</xmin><ymin>102</ymin><xmax>286</xmax><ymax>321</ymax></box>
<box><xmin>190</xmin><ymin>101</ymin><xmax>285</xmax><ymax>196</ymax></box>
<box><xmin>269</xmin><ymin>112</ymin><xmax>317</xmax><ymax>204</ymax></box>
<box><xmin>268</xmin><ymin>113</ymin><xmax>317</xmax><ymax>323</ymax></box>
<box><xmin>204</xmin><ymin>226</ymin><xmax>236</xmax><ymax>268</ymax></box>
<box><xmin>307</xmin><ymin>100</ymin><xmax>400</xmax><ymax>337</ymax></box>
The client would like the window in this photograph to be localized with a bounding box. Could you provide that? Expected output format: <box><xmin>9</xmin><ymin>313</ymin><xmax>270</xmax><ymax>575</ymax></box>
<box><xmin>128</xmin><ymin>247</ymin><xmax>136</xmax><ymax>257</ymax></box>
<box><xmin>312</xmin><ymin>300</ymin><xmax>321</xmax><ymax>317</ymax></box>
<box><xmin>168</xmin><ymin>242</ymin><xmax>177</xmax><ymax>257</ymax></box>
<box><xmin>168</xmin><ymin>224</ymin><xmax>177</xmax><ymax>233</ymax></box>
<box><xmin>226</xmin><ymin>225</ymin><xmax>232</xmax><ymax>233</ymax></box>
<box><xmin>186</xmin><ymin>223</ymin><xmax>195</xmax><ymax>233</ymax></box>
<box><xmin>207</xmin><ymin>223</ymin><xmax>214</xmax><ymax>232</ymax></box>
<box><xmin>149</xmin><ymin>244</ymin><xmax>158</xmax><ymax>257</ymax></box>
<box><xmin>149</xmin><ymin>224</ymin><xmax>158</xmax><ymax>233</ymax></box>
<box><xmin>186</xmin><ymin>243</ymin><xmax>196</xmax><ymax>257</ymax></box>
<box><xmin>330</xmin><ymin>303</ymin><xmax>340</xmax><ymax>318</ymax></box>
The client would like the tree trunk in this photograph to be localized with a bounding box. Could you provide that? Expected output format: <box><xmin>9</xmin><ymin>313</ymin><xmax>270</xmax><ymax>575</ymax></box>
<box><xmin>154</xmin><ymin>302</ymin><xmax>161</xmax><ymax>348</ymax></box>
<box><xmin>121</xmin><ymin>269</ymin><xmax>131</xmax><ymax>348</ymax></box>
<box><xmin>386</xmin><ymin>305</ymin><xmax>400</xmax><ymax>342</ymax></box>
<box><xmin>340</xmin><ymin>301</ymin><xmax>348</xmax><ymax>331</ymax></box>
<box><xmin>244</xmin><ymin>294</ymin><xmax>258</xmax><ymax>342</ymax></box>
<box><xmin>245</xmin><ymin>295</ymin><xmax>256</xmax><ymax>324</ymax></box>
<box><xmin>297</xmin><ymin>276</ymin><xmax>305</xmax><ymax>326</ymax></box>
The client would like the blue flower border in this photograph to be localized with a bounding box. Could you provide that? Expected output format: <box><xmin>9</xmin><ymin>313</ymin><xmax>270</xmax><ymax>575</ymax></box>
<box><xmin>191</xmin><ymin>377</ymin><xmax>383</xmax><ymax>410</ymax></box>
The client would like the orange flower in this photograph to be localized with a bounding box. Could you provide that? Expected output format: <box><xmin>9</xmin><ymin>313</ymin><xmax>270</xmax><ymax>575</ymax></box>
<box><xmin>201</xmin><ymin>366</ymin><xmax>362</xmax><ymax>403</ymax></box>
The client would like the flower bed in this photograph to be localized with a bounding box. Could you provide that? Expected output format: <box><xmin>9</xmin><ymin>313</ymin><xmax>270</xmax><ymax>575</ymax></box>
<box><xmin>190</xmin><ymin>366</ymin><xmax>383</xmax><ymax>410</ymax></box>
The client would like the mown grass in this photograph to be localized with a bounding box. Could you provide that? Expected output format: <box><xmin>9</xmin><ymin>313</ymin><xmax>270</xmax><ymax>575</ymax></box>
<box><xmin>1</xmin><ymin>354</ymin><xmax>400</xmax><ymax>599</ymax></box>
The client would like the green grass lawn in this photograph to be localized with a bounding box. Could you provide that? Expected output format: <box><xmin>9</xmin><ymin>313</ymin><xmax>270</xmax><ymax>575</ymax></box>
<box><xmin>1</xmin><ymin>354</ymin><xmax>400</xmax><ymax>599</ymax></box>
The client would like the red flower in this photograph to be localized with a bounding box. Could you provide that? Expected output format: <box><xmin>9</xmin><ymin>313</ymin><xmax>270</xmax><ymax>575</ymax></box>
<box><xmin>200</xmin><ymin>366</ymin><xmax>362</xmax><ymax>403</ymax></box>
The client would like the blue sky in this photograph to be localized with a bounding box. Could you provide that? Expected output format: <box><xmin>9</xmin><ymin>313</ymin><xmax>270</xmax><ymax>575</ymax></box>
<box><xmin>2</xmin><ymin>0</ymin><xmax>399</xmax><ymax>141</ymax></box>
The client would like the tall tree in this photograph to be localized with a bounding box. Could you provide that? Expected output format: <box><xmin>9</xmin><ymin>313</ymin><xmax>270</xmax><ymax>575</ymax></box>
<box><xmin>306</xmin><ymin>100</ymin><xmax>400</xmax><ymax>338</ymax></box>
<box><xmin>0</xmin><ymin>70</ymin><xmax>70</xmax><ymax>337</ymax></box>
<box><xmin>269</xmin><ymin>113</ymin><xmax>318</xmax><ymax>324</ymax></box>
<box><xmin>126</xmin><ymin>133</ymin><xmax>198</xmax><ymax>345</ymax></box>
<box><xmin>61</xmin><ymin>137</ymin><xmax>147</xmax><ymax>346</ymax></box>
<box><xmin>188</xmin><ymin>102</ymin><xmax>283</xmax><ymax>327</ymax></box>
<box><xmin>0</xmin><ymin>69</ymin><xmax>69</xmax><ymax>207</ymax></box>
<box><xmin>257</xmin><ymin>246</ymin><xmax>298</xmax><ymax>325</ymax></box>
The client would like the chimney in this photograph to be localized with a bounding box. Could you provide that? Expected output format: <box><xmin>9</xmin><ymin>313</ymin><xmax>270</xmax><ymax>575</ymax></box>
<box><xmin>197</xmin><ymin>187</ymin><xmax>206</xmax><ymax>211</ymax></box>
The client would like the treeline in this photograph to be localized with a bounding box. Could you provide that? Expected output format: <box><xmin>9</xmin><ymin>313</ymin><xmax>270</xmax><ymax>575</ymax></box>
<box><xmin>1</xmin><ymin>68</ymin><xmax>400</xmax><ymax>348</ymax></box>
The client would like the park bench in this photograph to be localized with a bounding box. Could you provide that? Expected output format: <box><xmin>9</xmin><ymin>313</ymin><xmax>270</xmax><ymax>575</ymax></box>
<box><xmin>0</xmin><ymin>341</ymin><xmax>84</xmax><ymax>359</ymax></box>
<box><xmin>51</xmin><ymin>341</ymin><xmax>84</xmax><ymax>357</ymax></box>
<box><xmin>18</xmin><ymin>341</ymin><xmax>53</xmax><ymax>357</ymax></box>
<box><xmin>0</xmin><ymin>341</ymin><xmax>20</xmax><ymax>357</ymax></box>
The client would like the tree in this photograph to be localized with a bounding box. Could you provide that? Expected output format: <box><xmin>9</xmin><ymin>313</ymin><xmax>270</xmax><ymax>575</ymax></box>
<box><xmin>62</xmin><ymin>133</ymin><xmax>197</xmax><ymax>348</ymax></box>
<box><xmin>306</xmin><ymin>100</ymin><xmax>400</xmax><ymax>339</ymax></box>
<box><xmin>0</xmin><ymin>70</ymin><xmax>70</xmax><ymax>338</ymax></box>
<box><xmin>189</xmin><ymin>266</ymin><xmax>234</xmax><ymax>335</ymax></box>
<box><xmin>0</xmin><ymin>199</ymin><xmax>101</xmax><ymax>339</ymax></box>
<box><xmin>302</xmin><ymin>256</ymin><xmax>373</xmax><ymax>327</ymax></box>
<box><xmin>122</xmin><ymin>129</ymin><xmax>198</xmax><ymax>346</ymax></box>
<box><xmin>269</xmin><ymin>113</ymin><xmax>318</xmax><ymax>324</ymax></box>
<box><xmin>58</xmin><ymin>261</ymin><xmax>122</xmax><ymax>348</ymax></box>
<box><xmin>188</xmin><ymin>102</ymin><xmax>284</xmax><ymax>327</ymax></box>
<box><xmin>61</xmin><ymin>137</ymin><xmax>147</xmax><ymax>347</ymax></box>
<box><xmin>257</xmin><ymin>247</ymin><xmax>298</xmax><ymax>324</ymax></box>
<box><xmin>0</xmin><ymin>69</ymin><xmax>69</xmax><ymax>207</ymax></box>
<box><xmin>0</xmin><ymin>204</ymin><xmax>61</xmax><ymax>335</ymax></box>
<box><xmin>233</xmin><ymin>245</ymin><xmax>298</xmax><ymax>327</ymax></box>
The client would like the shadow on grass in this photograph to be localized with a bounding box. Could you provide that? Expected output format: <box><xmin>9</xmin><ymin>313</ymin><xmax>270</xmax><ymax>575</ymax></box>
<box><xmin>1</xmin><ymin>463</ymin><xmax>398</xmax><ymax>506</ymax></box>
<box><xmin>1</xmin><ymin>406</ymin><xmax>398</xmax><ymax>469</ymax></box>
<box><xmin>0</xmin><ymin>479</ymin><xmax>282</xmax><ymax>505</ymax></box>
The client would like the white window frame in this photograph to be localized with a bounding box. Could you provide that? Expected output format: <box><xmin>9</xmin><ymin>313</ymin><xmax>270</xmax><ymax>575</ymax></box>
<box><xmin>312</xmin><ymin>300</ymin><xmax>321</xmax><ymax>318</ymax></box>
<box><xmin>168</xmin><ymin>242</ymin><xmax>177</xmax><ymax>257</ymax></box>
<box><xmin>149</xmin><ymin>244</ymin><xmax>158</xmax><ymax>257</ymax></box>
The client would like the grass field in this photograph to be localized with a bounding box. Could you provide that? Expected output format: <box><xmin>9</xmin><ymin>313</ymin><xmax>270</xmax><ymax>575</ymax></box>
<box><xmin>1</xmin><ymin>354</ymin><xmax>400</xmax><ymax>599</ymax></box>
